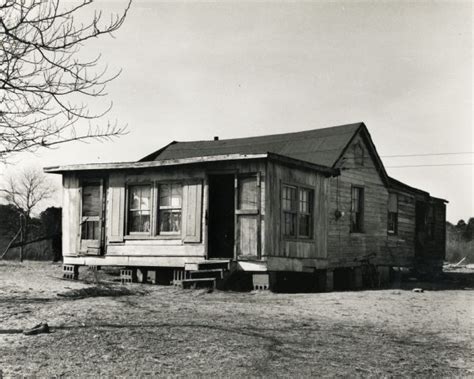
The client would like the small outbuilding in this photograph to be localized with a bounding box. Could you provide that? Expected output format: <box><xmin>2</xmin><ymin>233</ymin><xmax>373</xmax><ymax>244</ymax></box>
<box><xmin>44</xmin><ymin>122</ymin><xmax>447</xmax><ymax>290</ymax></box>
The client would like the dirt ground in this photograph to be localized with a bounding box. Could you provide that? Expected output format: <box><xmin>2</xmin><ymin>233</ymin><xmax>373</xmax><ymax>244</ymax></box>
<box><xmin>0</xmin><ymin>262</ymin><xmax>472</xmax><ymax>377</ymax></box>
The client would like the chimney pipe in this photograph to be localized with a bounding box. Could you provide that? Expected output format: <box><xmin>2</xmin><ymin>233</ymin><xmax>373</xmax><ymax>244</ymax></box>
<box><xmin>214</xmin><ymin>136</ymin><xmax>219</xmax><ymax>141</ymax></box>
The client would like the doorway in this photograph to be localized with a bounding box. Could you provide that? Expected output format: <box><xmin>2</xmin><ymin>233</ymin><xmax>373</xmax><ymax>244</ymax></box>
<box><xmin>208</xmin><ymin>174</ymin><xmax>235</xmax><ymax>259</ymax></box>
<box><xmin>80</xmin><ymin>179</ymin><xmax>106</xmax><ymax>255</ymax></box>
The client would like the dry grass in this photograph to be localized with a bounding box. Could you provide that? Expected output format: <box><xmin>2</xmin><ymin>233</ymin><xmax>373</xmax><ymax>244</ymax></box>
<box><xmin>0</xmin><ymin>262</ymin><xmax>472</xmax><ymax>377</ymax></box>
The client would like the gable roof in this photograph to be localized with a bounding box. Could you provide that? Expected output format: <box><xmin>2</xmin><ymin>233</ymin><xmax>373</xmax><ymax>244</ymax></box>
<box><xmin>139</xmin><ymin>122</ymin><xmax>363</xmax><ymax>167</ymax></box>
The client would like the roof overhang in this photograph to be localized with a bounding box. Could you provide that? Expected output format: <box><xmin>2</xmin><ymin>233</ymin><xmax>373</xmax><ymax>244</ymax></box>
<box><xmin>44</xmin><ymin>152</ymin><xmax>339</xmax><ymax>177</ymax></box>
<box><xmin>44</xmin><ymin>153</ymin><xmax>269</xmax><ymax>173</ymax></box>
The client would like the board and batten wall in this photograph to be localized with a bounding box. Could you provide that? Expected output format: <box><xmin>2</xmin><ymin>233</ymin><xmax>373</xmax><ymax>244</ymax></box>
<box><xmin>62</xmin><ymin>159</ymin><xmax>266</xmax><ymax>267</ymax></box>
<box><xmin>327</xmin><ymin>134</ymin><xmax>417</xmax><ymax>268</ymax></box>
<box><xmin>265</xmin><ymin>160</ymin><xmax>330</xmax><ymax>272</ymax></box>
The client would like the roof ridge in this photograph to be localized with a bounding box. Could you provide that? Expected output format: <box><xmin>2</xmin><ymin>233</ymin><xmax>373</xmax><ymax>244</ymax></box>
<box><xmin>170</xmin><ymin>122</ymin><xmax>363</xmax><ymax>144</ymax></box>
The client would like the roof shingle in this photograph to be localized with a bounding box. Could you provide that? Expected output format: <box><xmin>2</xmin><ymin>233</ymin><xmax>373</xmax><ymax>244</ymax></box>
<box><xmin>140</xmin><ymin>122</ymin><xmax>363</xmax><ymax>167</ymax></box>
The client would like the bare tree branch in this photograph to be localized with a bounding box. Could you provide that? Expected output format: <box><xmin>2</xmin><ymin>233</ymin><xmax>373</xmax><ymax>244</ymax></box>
<box><xmin>0</xmin><ymin>0</ymin><xmax>131</xmax><ymax>163</ymax></box>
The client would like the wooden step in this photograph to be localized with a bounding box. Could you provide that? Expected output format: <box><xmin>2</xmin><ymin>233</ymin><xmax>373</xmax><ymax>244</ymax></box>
<box><xmin>188</xmin><ymin>269</ymin><xmax>224</xmax><ymax>279</ymax></box>
<box><xmin>184</xmin><ymin>260</ymin><xmax>231</xmax><ymax>272</ymax></box>
<box><xmin>197</xmin><ymin>260</ymin><xmax>231</xmax><ymax>271</ymax></box>
<box><xmin>181</xmin><ymin>277</ymin><xmax>216</xmax><ymax>289</ymax></box>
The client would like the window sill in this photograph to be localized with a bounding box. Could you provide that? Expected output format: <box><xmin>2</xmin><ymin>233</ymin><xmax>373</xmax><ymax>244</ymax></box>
<box><xmin>282</xmin><ymin>237</ymin><xmax>315</xmax><ymax>243</ymax></box>
<box><xmin>124</xmin><ymin>235</ymin><xmax>182</xmax><ymax>241</ymax></box>
<box><xmin>350</xmin><ymin>232</ymin><xmax>365</xmax><ymax>236</ymax></box>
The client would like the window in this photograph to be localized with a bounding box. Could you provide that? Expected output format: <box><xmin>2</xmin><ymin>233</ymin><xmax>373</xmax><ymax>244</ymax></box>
<box><xmin>282</xmin><ymin>185</ymin><xmax>297</xmax><ymax>237</ymax></box>
<box><xmin>128</xmin><ymin>185</ymin><xmax>151</xmax><ymax>234</ymax></box>
<box><xmin>298</xmin><ymin>188</ymin><xmax>312</xmax><ymax>237</ymax></box>
<box><xmin>350</xmin><ymin>186</ymin><xmax>364</xmax><ymax>233</ymax></box>
<box><xmin>353</xmin><ymin>143</ymin><xmax>365</xmax><ymax>166</ymax></box>
<box><xmin>158</xmin><ymin>183</ymin><xmax>182</xmax><ymax>234</ymax></box>
<box><xmin>388</xmin><ymin>193</ymin><xmax>398</xmax><ymax>234</ymax></box>
<box><xmin>282</xmin><ymin>184</ymin><xmax>313</xmax><ymax>239</ymax></box>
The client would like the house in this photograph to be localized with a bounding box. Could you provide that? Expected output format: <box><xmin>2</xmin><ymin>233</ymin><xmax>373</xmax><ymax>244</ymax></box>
<box><xmin>44</xmin><ymin>122</ymin><xmax>447</xmax><ymax>290</ymax></box>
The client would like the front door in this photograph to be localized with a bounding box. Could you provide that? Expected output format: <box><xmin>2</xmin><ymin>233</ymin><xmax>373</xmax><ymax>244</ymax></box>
<box><xmin>208</xmin><ymin>174</ymin><xmax>235</xmax><ymax>259</ymax></box>
<box><xmin>80</xmin><ymin>179</ymin><xmax>105</xmax><ymax>255</ymax></box>
<box><xmin>235</xmin><ymin>173</ymin><xmax>260</xmax><ymax>258</ymax></box>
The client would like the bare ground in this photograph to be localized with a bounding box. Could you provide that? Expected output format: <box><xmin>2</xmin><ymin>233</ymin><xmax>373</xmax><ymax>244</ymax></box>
<box><xmin>0</xmin><ymin>262</ymin><xmax>472</xmax><ymax>377</ymax></box>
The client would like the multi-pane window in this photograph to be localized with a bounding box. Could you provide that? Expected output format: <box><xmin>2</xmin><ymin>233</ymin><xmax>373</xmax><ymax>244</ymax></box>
<box><xmin>158</xmin><ymin>183</ymin><xmax>182</xmax><ymax>234</ymax></box>
<box><xmin>388</xmin><ymin>193</ymin><xmax>398</xmax><ymax>234</ymax></box>
<box><xmin>282</xmin><ymin>185</ymin><xmax>297</xmax><ymax>237</ymax></box>
<box><xmin>298</xmin><ymin>188</ymin><xmax>312</xmax><ymax>237</ymax></box>
<box><xmin>282</xmin><ymin>184</ymin><xmax>313</xmax><ymax>239</ymax></box>
<box><xmin>350</xmin><ymin>186</ymin><xmax>364</xmax><ymax>233</ymax></box>
<box><xmin>128</xmin><ymin>185</ymin><xmax>151</xmax><ymax>233</ymax></box>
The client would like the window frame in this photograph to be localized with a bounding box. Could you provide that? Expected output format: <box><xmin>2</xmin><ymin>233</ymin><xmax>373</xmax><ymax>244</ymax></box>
<box><xmin>387</xmin><ymin>192</ymin><xmax>398</xmax><ymax>235</ymax></box>
<box><xmin>281</xmin><ymin>182</ymin><xmax>315</xmax><ymax>241</ymax></box>
<box><xmin>350</xmin><ymin>185</ymin><xmax>365</xmax><ymax>234</ymax></box>
<box><xmin>156</xmin><ymin>182</ymin><xmax>183</xmax><ymax>236</ymax></box>
<box><xmin>125</xmin><ymin>183</ymin><xmax>153</xmax><ymax>236</ymax></box>
<box><xmin>353</xmin><ymin>142</ymin><xmax>365</xmax><ymax>166</ymax></box>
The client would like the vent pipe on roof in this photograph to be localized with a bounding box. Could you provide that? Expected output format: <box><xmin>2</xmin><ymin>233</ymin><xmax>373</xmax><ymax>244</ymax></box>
<box><xmin>214</xmin><ymin>136</ymin><xmax>219</xmax><ymax>141</ymax></box>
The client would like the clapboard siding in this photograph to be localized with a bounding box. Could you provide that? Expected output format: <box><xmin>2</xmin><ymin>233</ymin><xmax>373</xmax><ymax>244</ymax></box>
<box><xmin>265</xmin><ymin>160</ymin><xmax>328</xmax><ymax>261</ymax></box>
<box><xmin>327</xmin><ymin>134</ymin><xmax>416</xmax><ymax>267</ymax></box>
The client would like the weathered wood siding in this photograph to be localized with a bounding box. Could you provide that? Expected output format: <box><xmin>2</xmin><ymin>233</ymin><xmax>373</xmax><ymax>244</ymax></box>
<box><xmin>328</xmin><ymin>134</ymin><xmax>416</xmax><ymax>267</ymax></box>
<box><xmin>62</xmin><ymin>173</ymin><xmax>81</xmax><ymax>257</ymax></box>
<box><xmin>265</xmin><ymin>160</ymin><xmax>329</xmax><ymax>271</ymax></box>
<box><xmin>419</xmin><ymin>199</ymin><xmax>446</xmax><ymax>262</ymax></box>
<box><xmin>63</xmin><ymin>160</ymin><xmax>266</xmax><ymax>265</ymax></box>
<box><xmin>385</xmin><ymin>190</ymin><xmax>416</xmax><ymax>266</ymax></box>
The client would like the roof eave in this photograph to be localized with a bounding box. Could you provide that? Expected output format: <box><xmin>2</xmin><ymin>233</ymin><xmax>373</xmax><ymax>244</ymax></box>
<box><xmin>267</xmin><ymin>152</ymin><xmax>339</xmax><ymax>177</ymax></box>
<box><xmin>43</xmin><ymin>153</ymin><xmax>269</xmax><ymax>174</ymax></box>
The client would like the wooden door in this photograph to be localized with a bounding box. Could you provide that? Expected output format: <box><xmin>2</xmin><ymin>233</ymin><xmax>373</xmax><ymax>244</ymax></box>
<box><xmin>80</xmin><ymin>180</ymin><xmax>105</xmax><ymax>255</ymax></box>
<box><xmin>235</xmin><ymin>173</ymin><xmax>261</xmax><ymax>259</ymax></box>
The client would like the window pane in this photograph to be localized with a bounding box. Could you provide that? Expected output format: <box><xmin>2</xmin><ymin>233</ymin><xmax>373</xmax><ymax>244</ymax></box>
<box><xmin>299</xmin><ymin>214</ymin><xmax>310</xmax><ymax>237</ymax></box>
<box><xmin>171</xmin><ymin>184</ymin><xmax>182</xmax><ymax>208</ymax></box>
<box><xmin>388</xmin><ymin>212</ymin><xmax>397</xmax><ymax>233</ymax></box>
<box><xmin>160</xmin><ymin>210</ymin><xmax>181</xmax><ymax>233</ymax></box>
<box><xmin>282</xmin><ymin>185</ymin><xmax>297</xmax><ymax>211</ymax></box>
<box><xmin>351</xmin><ymin>187</ymin><xmax>360</xmax><ymax>212</ymax></box>
<box><xmin>283</xmin><ymin>212</ymin><xmax>296</xmax><ymax>236</ymax></box>
<box><xmin>129</xmin><ymin>211</ymin><xmax>150</xmax><ymax>233</ymax></box>
<box><xmin>160</xmin><ymin>184</ymin><xmax>182</xmax><ymax>208</ymax></box>
<box><xmin>299</xmin><ymin>188</ymin><xmax>312</xmax><ymax>213</ymax></box>
<box><xmin>160</xmin><ymin>184</ymin><xmax>170</xmax><ymax>207</ymax></box>
<box><xmin>129</xmin><ymin>185</ymin><xmax>150</xmax><ymax>211</ymax></box>
<box><xmin>130</xmin><ymin>191</ymin><xmax>140</xmax><ymax>210</ymax></box>
<box><xmin>140</xmin><ymin>186</ymin><xmax>150</xmax><ymax>209</ymax></box>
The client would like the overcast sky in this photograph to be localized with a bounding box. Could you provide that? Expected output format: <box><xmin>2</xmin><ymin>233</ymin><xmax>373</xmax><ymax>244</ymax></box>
<box><xmin>1</xmin><ymin>0</ymin><xmax>472</xmax><ymax>222</ymax></box>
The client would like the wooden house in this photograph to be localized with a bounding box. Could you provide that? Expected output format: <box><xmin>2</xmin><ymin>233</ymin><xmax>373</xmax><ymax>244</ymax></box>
<box><xmin>44</xmin><ymin>122</ymin><xmax>447</xmax><ymax>290</ymax></box>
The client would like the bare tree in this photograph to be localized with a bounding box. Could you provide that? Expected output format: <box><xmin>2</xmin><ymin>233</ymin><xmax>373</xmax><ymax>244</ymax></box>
<box><xmin>1</xmin><ymin>167</ymin><xmax>55</xmax><ymax>261</ymax></box>
<box><xmin>0</xmin><ymin>0</ymin><xmax>131</xmax><ymax>163</ymax></box>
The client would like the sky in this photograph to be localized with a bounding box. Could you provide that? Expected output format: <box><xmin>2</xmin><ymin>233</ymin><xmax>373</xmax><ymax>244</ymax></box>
<box><xmin>1</xmin><ymin>0</ymin><xmax>472</xmax><ymax>222</ymax></box>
